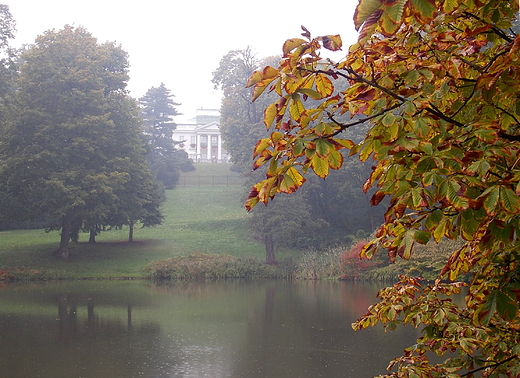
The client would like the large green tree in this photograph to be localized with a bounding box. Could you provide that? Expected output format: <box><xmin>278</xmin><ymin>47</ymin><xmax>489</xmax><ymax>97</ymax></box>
<box><xmin>212</xmin><ymin>47</ymin><xmax>279</xmax><ymax>171</ymax></box>
<box><xmin>0</xmin><ymin>26</ymin><xmax>160</xmax><ymax>259</ymax></box>
<box><xmin>0</xmin><ymin>4</ymin><xmax>15</xmax><ymax>97</ymax></box>
<box><xmin>139</xmin><ymin>83</ymin><xmax>193</xmax><ymax>189</ymax></box>
<box><xmin>83</xmin><ymin>93</ymin><xmax>165</xmax><ymax>244</ymax></box>
<box><xmin>214</xmin><ymin>48</ymin><xmax>384</xmax><ymax>263</ymax></box>
<box><xmin>247</xmin><ymin>1</ymin><xmax>520</xmax><ymax>376</ymax></box>
<box><xmin>213</xmin><ymin>48</ymin><xmax>318</xmax><ymax>263</ymax></box>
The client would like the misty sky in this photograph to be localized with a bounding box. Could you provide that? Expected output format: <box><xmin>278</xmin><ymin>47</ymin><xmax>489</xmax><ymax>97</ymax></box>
<box><xmin>5</xmin><ymin>1</ymin><xmax>358</xmax><ymax>120</ymax></box>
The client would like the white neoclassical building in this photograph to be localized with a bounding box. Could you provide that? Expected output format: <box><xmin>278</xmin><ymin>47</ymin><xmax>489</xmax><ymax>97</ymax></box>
<box><xmin>172</xmin><ymin>109</ymin><xmax>229</xmax><ymax>162</ymax></box>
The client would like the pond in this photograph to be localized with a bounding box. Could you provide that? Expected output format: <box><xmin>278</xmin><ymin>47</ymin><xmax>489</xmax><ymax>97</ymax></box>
<box><xmin>0</xmin><ymin>280</ymin><xmax>420</xmax><ymax>377</ymax></box>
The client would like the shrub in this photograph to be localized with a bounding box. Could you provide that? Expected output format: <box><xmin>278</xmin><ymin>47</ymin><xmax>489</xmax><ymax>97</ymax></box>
<box><xmin>0</xmin><ymin>267</ymin><xmax>64</xmax><ymax>282</ymax></box>
<box><xmin>294</xmin><ymin>247</ymin><xmax>343</xmax><ymax>279</ymax></box>
<box><xmin>339</xmin><ymin>240</ymin><xmax>386</xmax><ymax>280</ymax></box>
<box><xmin>146</xmin><ymin>253</ymin><xmax>290</xmax><ymax>281</ymax></box>
<box><xmin>340</xmin><ymin>238</ymin><xmax>463</xmax><ymax>282</ymax></box>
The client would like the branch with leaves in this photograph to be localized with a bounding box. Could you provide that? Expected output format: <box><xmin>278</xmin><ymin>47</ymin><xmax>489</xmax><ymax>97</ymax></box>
<box><xmin>245</xmin><ymin>0</ymin><xmax>520</xmax><ymax>376</ymax></box>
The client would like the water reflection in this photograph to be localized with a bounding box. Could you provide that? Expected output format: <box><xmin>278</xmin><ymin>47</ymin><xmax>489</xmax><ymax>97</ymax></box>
<box><xmin>0</xmin><ymin>280</ymin><xmax>419</xmax><ymax>377</ymax></box>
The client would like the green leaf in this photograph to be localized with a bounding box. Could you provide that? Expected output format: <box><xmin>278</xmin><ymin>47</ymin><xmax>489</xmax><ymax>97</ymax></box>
<box><xmin>297</xmin><ymin>88</ymin><xmax>323</xmax><ymax>100</ymax></box>
<box><xmin>441</xmin><ymin>180</ymin><xmax>469</xmax><ymax>210</ymax></box>
<box><xmin>410</xmin><ymin>187</ymin><xmax>425</xmax><ymax>208</ymax></box>
<box><xmin>381</xmin><ymin>112</ymin><xmax>396</xmax><ymax>127</ymax></box>
<box><xmin>410</xmin><ymin>0</ymin><xmax>436</xmax><ymax>22</ymax></box>
<box><xmin>460</xmin><ymin>338</ymin><xmax>477</xmax><ymax>354</ymax></box>
<box><xmin>292</xmin><ymin>138</ymin><xmax>304</xmax><ymax>157</ymax></box>
<box><xmin>474</xmin><ymin>128</ymin><xmax>498</xmax><ymax>144</ymax></box>
<box><xmin>499</xmin><ymin>186</ymin><xmax>520</xmax><ymax>213</ymax></box>
<box><xmin>425</xmin><ymin>209</ymin><xmax>442</xmax><ymax>231</ymax></box>
<box><xmin>413</xmin><ymin>117</ymin><xmax>429</xmax><ymax>138</ymax></box>
<box><xmin>432</xmin><ymin>218</ymin><xmax>449</xmax><ymax>242</ymax></box>
<box><xmin>442</xmin><ymin>0</ymin><xmax>458</xmax><ymax>12</ymax></box>
<box><xmin>482</xmin><ymin>186</ymin><xmax>500</xmax><ymax>216</ymax></box>
<box><xmin>412</xmin><ymin>229</ymin><xmax>431</xmax><ymax>244</ymax></box>
<box><xmin>403</xmin><ymin>70</ymin><xmax>419</xmax><ymax>86</ymax></box>
<box><xmin>384</xmin><ymin>0</ymin><xmax>406</xmax><ymax>23</ymax></box>
<box><xmin>315</xmin><ymin>138</ymin><xmax>331</xmax><ymax>157</ymax></box>
<box><xmin>477</xmin><ymin>289</ymin><xmax>518</xmax><ymax>326</ymax></box>
<box><xmin>496</xmin><ymin>290</ymin><xmax>517</xmax><ymax>320</ymax></box>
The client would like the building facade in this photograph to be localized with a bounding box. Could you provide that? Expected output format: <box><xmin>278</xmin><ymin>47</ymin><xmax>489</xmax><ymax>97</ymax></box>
<box><xmin>172</xmin><ymin>109</ymin><xmax>229</xmax><ymax>162</ymax></box>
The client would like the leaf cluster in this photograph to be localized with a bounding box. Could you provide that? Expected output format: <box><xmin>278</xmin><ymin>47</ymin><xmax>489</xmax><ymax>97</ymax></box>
<box><xmin>246</xmin><ymin>0</ymin><xmax>520</xmax><ymax>376</ymax></box>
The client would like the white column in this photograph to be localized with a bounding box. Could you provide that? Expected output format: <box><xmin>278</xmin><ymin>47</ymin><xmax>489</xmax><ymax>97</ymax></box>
<box><xmin>196</xmin><ymin>134</ymin><xmax>201</xmax><ymax>162</ymax></box>
<box><xmin>217</xmin><ymin>134</ymin><xmax>222</xmax><ymax>161</ymax></box>
<box><xmin>205</xmin><ymin>134</ymin><xmax>209</xmax><ymax>161</ymax></box>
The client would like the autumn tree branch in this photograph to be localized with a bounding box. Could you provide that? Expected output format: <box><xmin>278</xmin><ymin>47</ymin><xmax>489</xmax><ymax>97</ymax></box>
<box><xmin>463</xmin><ymin>12</ymin><xmax>514</xmax><ymax>43</ymax></box>
<box><xmin>325</xmin><ymin>103</ymin><xmax>401</xmax><ymax>137</ymax></box>
<box><xmin>460</xmin><ymin>355</ymin><xmax>517</xmax><ymax>377</ymax></box>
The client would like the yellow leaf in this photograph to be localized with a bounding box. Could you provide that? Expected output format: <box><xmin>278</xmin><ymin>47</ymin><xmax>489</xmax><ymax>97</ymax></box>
<box><xmin>310</xmin><ymin>154</ymin><xmax>329</xmax><ymax>178</ymax></box>
<box><xmin>253</xmin><ymin>138</ymin><xmax>271</xmax><ymax>158</ymax></box>
<box><xmin>286</xmin><ymin>166</ymin><xmax>305</xmax><ymax>187</ymax></box>
<box><xmin>334</xmin><ymin>139</ymin><xmax>355</xmax><ymax>150</ymax></box>
<box><xmin>282</xmin><ymin>38</ymin><xmax>307</xmax><ymax>56</ymax></box>
<box><xmin>289</xmin><ymin>94</ymin><xmax>305</xmax><ymax>120</ymax></box>
<box><xmin>248</xmin><ymin>66</ymin><xmax>279</xmax><ymax>101</ymax></box>
<box><xmin>442</xmin><ymin>0</ymin><xmax>458</xmax><ymax>12</ymax></box>
<box><xmin>315</xmin><ymin>74</ymin><xmax>334</xmax><ymax>97</ymax></box>
<box><xmin>328</xmin><ymin>149</ymin><xmax>344</xmax><ymax>170</ymax></box>
<box><xmin>264</xmin><ymin>103</ymin><xmax>277</xmax><ymax>129</ymax></box>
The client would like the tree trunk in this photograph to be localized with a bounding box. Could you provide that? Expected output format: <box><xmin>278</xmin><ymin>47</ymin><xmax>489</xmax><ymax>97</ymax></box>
<box><xmin>57</xmin><ymin>213</ymin><xmax>73</xmax><ymax>260</ymax></box>
<box><xmin>88</xmin><ymin>228</ymin><xmax>96</xmax><ymax>244</ymax></box>
<box><xmin>264</xmin><ymin>234</ymin><xmax>277</xmax><ymax>265</ymax></box>
<box><xmin>128</xmin><ymin>220</ymin><xmax>134</xmax><ymax>243</ymax></box>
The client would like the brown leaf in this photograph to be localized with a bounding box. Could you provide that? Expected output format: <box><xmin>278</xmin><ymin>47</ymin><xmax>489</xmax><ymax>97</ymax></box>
<box><xmin>301</xmin><ymin>25</ymin><xmax>311</xmax><ymax>39</ymax></box>
<box><xmin>354</xmin><ymin>88</ymin><xmax>376</xmax><ymax>102</ymax></box>
<box><xmin>322</xmin><ymin>35</ymin><xmax>343</xmax><ymax>51</ymax></box>
<box><xmin>371</xmin><ymin>191</ymin><xmax>386</xmax><ymax>206</ymax></box>
<box><xmin>358</xmin><ymin>9</ymin><xmax>383</xmax><ymax>41</ymax></box>
<box><xmin>388</xmin><ymin>246</ymin><xmax>397</xmax><ymax>262</ymax></box>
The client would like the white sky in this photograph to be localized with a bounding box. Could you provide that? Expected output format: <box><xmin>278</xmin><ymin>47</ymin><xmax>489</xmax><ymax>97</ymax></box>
<box><xmin>5</xmin><ymin>0</ymin><xmax>358</xmax><ymax>120</ymax></box>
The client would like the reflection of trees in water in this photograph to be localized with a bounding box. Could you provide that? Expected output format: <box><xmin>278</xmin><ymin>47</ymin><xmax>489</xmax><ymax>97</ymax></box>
<box><xmin>56</xmin><ymin>293</ymin><xmax>141</xmax><ymax>340</ymax></box>
<box><xmin>234</xmin><ymin>281</ymin><xmax>420</xmax><ymax>378</ymax></box>
<box><xmin>0</xmin><ymin>293</ymin><xmax>180</xmax><ymax>378</ymax></box>
<box><xmin>150</xmin><ymin>280</ymin><xmax>247</xmax><ymax>298</ymax></box>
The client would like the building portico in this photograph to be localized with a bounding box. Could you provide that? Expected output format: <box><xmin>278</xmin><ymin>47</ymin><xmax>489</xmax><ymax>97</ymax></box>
<box><xmin>172</xmin><ymin>109</ymin><xmax>229</xmax><ymax>162</ymax></box>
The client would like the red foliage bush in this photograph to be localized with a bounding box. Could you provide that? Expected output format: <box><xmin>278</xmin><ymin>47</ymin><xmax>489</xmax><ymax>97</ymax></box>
<box><xmin>339</xmin><ymin>240</ymin><xmax>383</xmax><ymax>280</ymax></box>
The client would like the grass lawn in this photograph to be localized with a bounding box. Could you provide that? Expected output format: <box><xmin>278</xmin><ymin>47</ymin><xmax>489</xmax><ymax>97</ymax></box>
<box><xmin>0</xmin><ymin>163</ymin><xmax>296</xmax><ymax>279</ymax></box>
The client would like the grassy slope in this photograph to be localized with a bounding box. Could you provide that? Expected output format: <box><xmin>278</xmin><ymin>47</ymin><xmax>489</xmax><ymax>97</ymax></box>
<box><xmin>0</xmin><ymin>163</ymin><xmax>289</xmax><ymax>279</ymax></box>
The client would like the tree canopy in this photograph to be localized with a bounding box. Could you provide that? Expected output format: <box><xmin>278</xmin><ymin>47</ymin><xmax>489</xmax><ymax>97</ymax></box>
<box><xmin>139</xmin><ymin>83</ymin><xmax>193</xmax><ymax>188</ymax></box>
<box><xmin>214</xmin><ymin>48</ymin><xmax>384</xmax><ymax>263</ymax></box>
<box><xmin>0</xmin><ymin>25</ymin><xmax>162</xmax><ymax>258</ymax></box>
<box><xmin>246</xmin><ymin>1</ymin><xmax>520</xmax><ymax>376</ymax></box>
